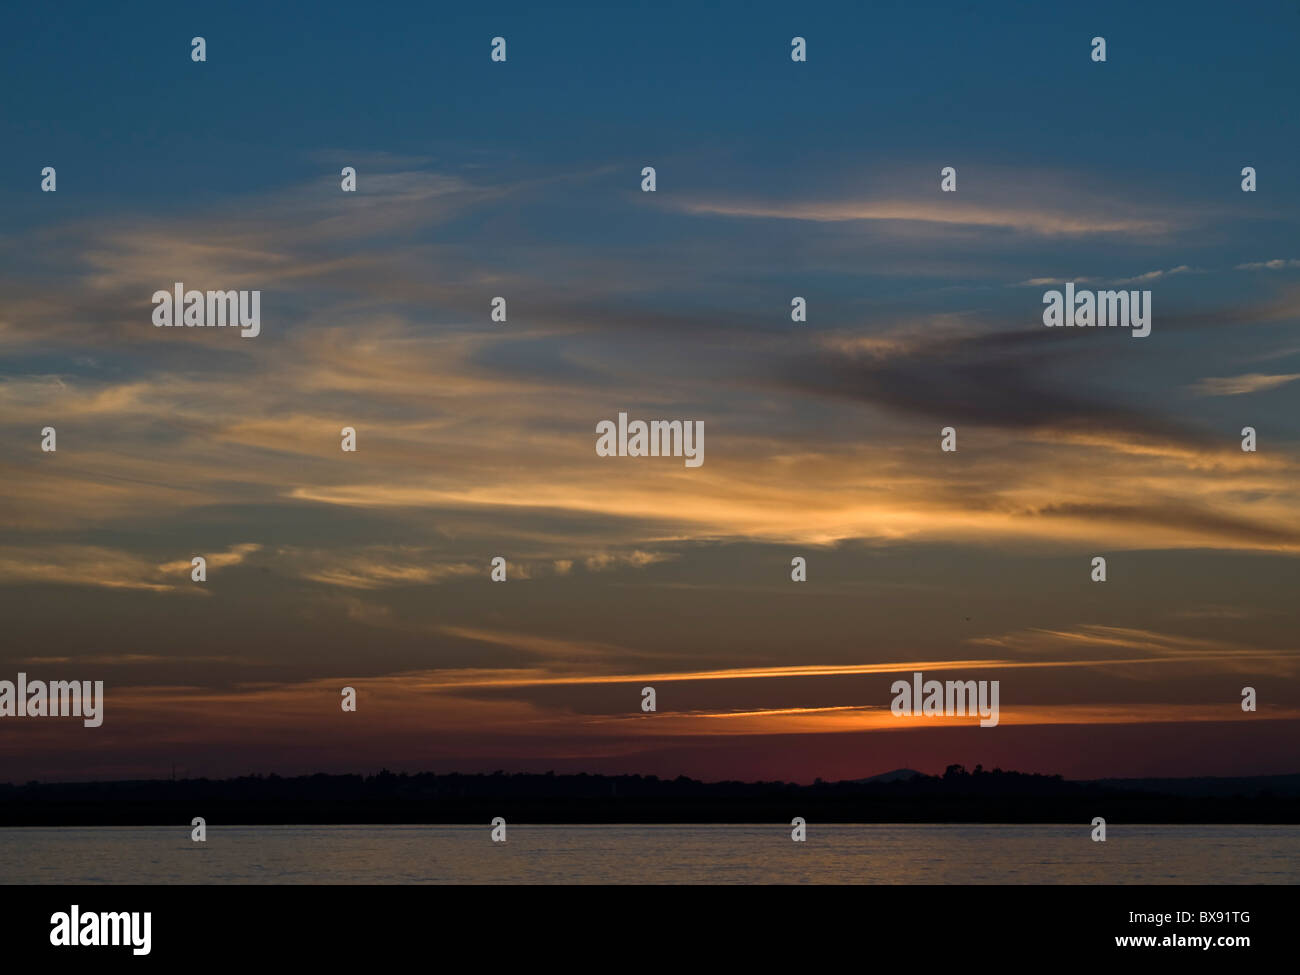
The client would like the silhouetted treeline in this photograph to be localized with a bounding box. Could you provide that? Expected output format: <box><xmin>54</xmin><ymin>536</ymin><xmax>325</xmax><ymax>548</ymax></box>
<box><xmin>2</xmin><ymin>763</ymin><xmax>1297</xmax><ymax>825</ymax></box>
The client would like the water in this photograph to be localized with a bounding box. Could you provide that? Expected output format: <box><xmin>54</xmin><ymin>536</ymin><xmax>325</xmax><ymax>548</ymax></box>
<box><xmin>2</xmin><ymin>824</ymin><xmax>1295</xmax><ymax>884</ymax></box>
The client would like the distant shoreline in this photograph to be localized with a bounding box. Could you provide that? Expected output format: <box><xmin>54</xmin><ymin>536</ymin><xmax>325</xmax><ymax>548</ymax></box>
<box><xmin>3</xmin><ymin>801</ymin><xmax>1299</xmax><ymax>827</ymax></box>
<box><xmin>4</xmin><ymin>768</ymin><xmax>1299</xmax><ymax>826</ymax></box>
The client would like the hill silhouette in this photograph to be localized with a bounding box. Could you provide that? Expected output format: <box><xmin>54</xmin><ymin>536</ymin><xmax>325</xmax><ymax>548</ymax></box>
<box><xmin>852</xmin><ymin>768</ymin><xmax>926</xmax><ymax>783</ymax></box>
<box><xmin>4</xmin><ymin>763</ymin><xmax>1298</xmax><ymax>825</ymax></box>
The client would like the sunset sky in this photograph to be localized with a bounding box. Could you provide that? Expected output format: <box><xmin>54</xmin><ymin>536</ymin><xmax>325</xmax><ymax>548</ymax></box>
<box><xmin>1</xmin><ymin>1</ymin><xmax>1298</xmax><ymax>783</ymax></box>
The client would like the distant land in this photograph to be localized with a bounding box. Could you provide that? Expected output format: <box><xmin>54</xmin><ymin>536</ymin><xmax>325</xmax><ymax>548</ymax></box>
<box><xmin>4</xmin><ymin>764</ymin><xmax>1299</xmax><ymax>826</ymax></box>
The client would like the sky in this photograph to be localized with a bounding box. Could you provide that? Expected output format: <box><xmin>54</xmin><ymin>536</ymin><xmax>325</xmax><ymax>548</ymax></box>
<box><xmin>1</xmin><ymin>1</ymin><xmax>1298</xmax><ymax>783</ymax></box>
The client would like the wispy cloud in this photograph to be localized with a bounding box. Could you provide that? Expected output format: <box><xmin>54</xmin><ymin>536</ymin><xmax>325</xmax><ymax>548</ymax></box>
<box><xmin>1116</xmin><ymin>264</ymin><xmax>1198</xmax><ymax>284</ymax></box>
<box><xmin>1190</xmin><ymin>372</ymin><xmax>1300</xmax><ymax>396</ymax></box>
<box><xmin>676</xmin><ymin>197</ymin><xmax>1174</xmax><ymax>236</ymax></box>
<box><xmin>0</xmin><ymin>542</ymin><xmax>260</xmax><ymax>592</ymax></box>
<box><xmin>586</xmin><ymin>702</ymin><xmax>1299</xmax><ymax>735</ymax></box>
<box><xmin>1236</xmin><ymin>258</ymin><xmax>1300</xmax><ymax>271</ymax></box>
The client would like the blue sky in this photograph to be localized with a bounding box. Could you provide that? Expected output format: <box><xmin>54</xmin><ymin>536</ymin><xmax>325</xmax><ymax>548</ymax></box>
<box><xmin>4</xmin><ymin>1</ymin><xmax>1297</xmax><ymax>205</ymax></box>
<box><xmin>1</xmin><ymin>1</ymin><xmax>1298</xmax><ymax>783</ymax></box>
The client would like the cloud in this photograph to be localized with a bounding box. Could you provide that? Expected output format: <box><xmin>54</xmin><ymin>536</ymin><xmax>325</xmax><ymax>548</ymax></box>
<box><xmin>437</xmin><ymin>626</ymin><xmax>650</xmax><ymax>663</ymax></box>
<box><xmin>778</xmin><ymin>325</ymin><xmax>1211</xmax><ymax>448</ymax></box>
<box><xmin>1236</xmin><ymin>259</ymin><xmax>1300</xmax><ymax>271</ymax></box>
<box><xmin>1115</xmin><ymin>264</ymin><xmax>1198</xmax><ymax>284</ymax></box>
<box><xmin>1013</xmin><ymin>276</ymin><xmax>1098</xmax><ymax>287</ymax></box>
<box><xmin>157</xmin><ymin>543</ymin><xmax>262</xmax><ymax>574</ymax></box>
<box><xmin>969</xmin><ymin>624</ymin><xmax>1298</xmax><ymax>677</ymax></box>
<box><xmin>585</xmin><ymin>702</ymin><xmax>1299</xmax><ymax>735</ymax></box>
<box><xmin>583</xmin><ymin>550</ymin><xmax>678</xmax><ymax>572</ymax></box>
<box><xmin>1014</xmin><ymin>265</ymin><xmax>1199</xmax><ymax>288</ymax></box>
<box><xmin>20</xmin><ymin>653</ymin><xmax>251</xmax><ymax>665</ymax></box>
<box><xmin>382</xmin><ymin>646</ymin><xmax>1299</xmax><ymax>692</ymax></box>
<box><xmin>1190</xmin><ymin>372</ymin><xmax>1300</xmax><ymax>396</ymax></box>
<box><xmin>0</xmin><ymin>542</ymin><xmax>259</xmax><ymax>592</ymax></box>
<box><xmin>675</xmin><ymin>197</ymin><xmax>1174</xmax><ymax>237</ymax></box>
<box><xmin>284</xmin><ymin>547</ymin><xmax>480</xmax><ymax>590</ymax></box>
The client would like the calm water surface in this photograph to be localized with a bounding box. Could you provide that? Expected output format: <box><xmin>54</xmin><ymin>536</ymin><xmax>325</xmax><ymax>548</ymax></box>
<box><xmin>2</xmin><ymin>824</ymin><xmax>1295</xmax><ymax>884</ymax></box>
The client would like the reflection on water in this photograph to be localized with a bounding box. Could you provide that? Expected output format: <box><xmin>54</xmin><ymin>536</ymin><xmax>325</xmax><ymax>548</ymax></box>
<box><xmin>2</xmin><ymin>824</ymin><xmax>1295</xmax><ymax>884</ymax></box>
